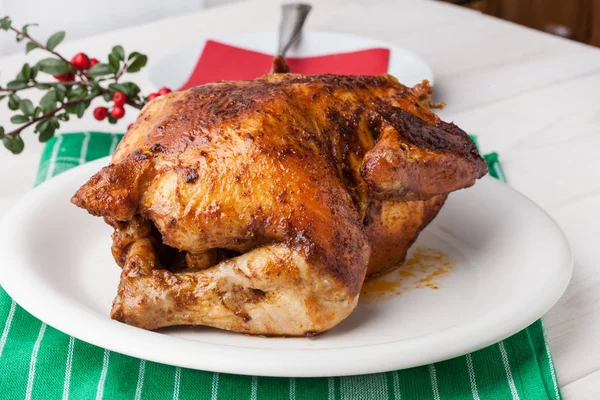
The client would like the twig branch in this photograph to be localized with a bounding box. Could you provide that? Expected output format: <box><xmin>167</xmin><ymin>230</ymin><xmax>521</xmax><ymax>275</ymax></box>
<box><xmin>0</xmin><ymin>81</ymin><xmax>78</xmax><ymax>93</ymax></box>
<box><xmin>10</xmin><ymin>26</ymin><xmax>92</xmax><ymax>85</ymax></box>
<box><xmin>11</xmin><ymin>26</ymin><xmax>71</xmax><ymax>65</ymax></box>
<box><xmin>115</xmin><ymin>62</ymin><xmax>128</xmax><ymax>82</ymax></box>
<box><xmin>0</xmin><ymin>19</ymin><xmax>153</xmax><ymax>153</ymax></box>
<box><xmin>126</xmin><ymin>99</ymin><xmax>143</xmax><ymax>110</ymax></box>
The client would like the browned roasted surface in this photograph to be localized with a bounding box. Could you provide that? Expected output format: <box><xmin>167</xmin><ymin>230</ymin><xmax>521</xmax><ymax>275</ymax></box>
<box><xmin>365</xmin><ymin>195</ymin><xmax>447</xmax><ymax>277</ymax></box>
<box><xmin>72</xmin><ymin>73</ymin><xmax>486</xmax><ymax>335</ymax></box>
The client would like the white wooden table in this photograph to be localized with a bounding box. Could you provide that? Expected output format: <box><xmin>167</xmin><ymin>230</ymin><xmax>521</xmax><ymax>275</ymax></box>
<box><xmin>1</xmin><ymin>0</ymin><xmax>599</xmax><ymax>397</ymax></box>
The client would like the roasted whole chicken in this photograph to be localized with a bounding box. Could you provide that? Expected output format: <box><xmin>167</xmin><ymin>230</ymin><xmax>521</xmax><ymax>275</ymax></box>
<box><xmin>72</xmin><ymin>71</ymin><xmax>487</xmax><ymax>336</ymax></box>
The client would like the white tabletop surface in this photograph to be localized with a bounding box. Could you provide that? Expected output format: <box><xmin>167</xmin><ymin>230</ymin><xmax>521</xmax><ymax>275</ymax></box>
<box><xmin>0</xmin><ymin>0</ymin><xmax>599</xmax><ymax>397</ymax></box>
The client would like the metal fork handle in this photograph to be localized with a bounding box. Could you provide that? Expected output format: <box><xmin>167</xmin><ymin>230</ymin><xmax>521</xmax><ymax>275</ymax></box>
<box><xmin>277</xmin><ymin>3</ymin><xmax>312</xmax><ymax>57</ymax></box>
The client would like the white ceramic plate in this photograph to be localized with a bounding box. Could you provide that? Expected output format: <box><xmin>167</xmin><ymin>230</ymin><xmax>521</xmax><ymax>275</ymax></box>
<box><xmin>0</xmin><ymin>158</ymin><xmax>571</xmax><ymax>377</ymax></box>
<box><xmin>149</xmin><ymin>31</ymin><xmax>435</xmax><ymax>90</ymax></box>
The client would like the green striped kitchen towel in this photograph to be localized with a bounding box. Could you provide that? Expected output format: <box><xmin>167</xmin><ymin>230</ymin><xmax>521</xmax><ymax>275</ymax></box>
<box><xmin>0</xmin><ymin>132</ymin><xmax>561</xmax><ymax>399</ymax></box>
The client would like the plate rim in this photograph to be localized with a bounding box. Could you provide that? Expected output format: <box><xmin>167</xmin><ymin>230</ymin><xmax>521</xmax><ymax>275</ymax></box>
<box><xmin>148</xmin><ymin>29</ymin><xmax>435</xmax><ymax>90</ymax></box>
<box><xmin>0</xmin><ymin>158</ymin><xmax>573</xmax><ymax>377</ymax></box>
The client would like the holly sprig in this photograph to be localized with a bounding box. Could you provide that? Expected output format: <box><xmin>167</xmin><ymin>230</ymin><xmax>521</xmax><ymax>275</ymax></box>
<box><xmin>0</xmin><ymin>16</ymin><xmax>169</xmax><ymax>154</ymax></box>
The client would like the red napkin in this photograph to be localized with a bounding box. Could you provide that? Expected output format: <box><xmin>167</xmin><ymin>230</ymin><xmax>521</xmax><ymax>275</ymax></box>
<box><xmin>178</xmin><ymin>40</ymin><xmax>390</xmax><ymax>90</ymax></box>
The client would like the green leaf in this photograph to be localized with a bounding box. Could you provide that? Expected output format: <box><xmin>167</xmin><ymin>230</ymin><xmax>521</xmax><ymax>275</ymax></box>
<box><xmin>35</xmin><ymin>118</ymin><xmax>50</xmax><ymax>133</ymax></box>
<box><xmin>30</xmin><ymin>65</ymin><xmax>39</xmax><ymax>80</ymax></box>
<box><xmin>108</xmin><ymin>82</ymin><xmax>132</xmax><ymax>97</ymax></box>
<box><xmin>88</xmin><ymin>81</ymin><xmax>101</xmax><ymax>97</ymax></box>
<box><xmin>0</xmin><ymin>17</ymin><xmax>12</xmax><ymax>31</ymax></box>
<box><xmin>90</xmin><ymin>79</ymin><xmax>101</xmax><ymax>90</ymax></box>
<box><xmin>40</xmin><ymin>90</ymin><xmax>57</xmax><ymax>112</ymax></box>
<box><xmin>102</xmin><ymin>92</ymin><xmax>113</xmax><ymax>102</ymax></box>
<box><xmin>33</xmin><ymin>106</ymin><xmax>42</xmax><ymax>118</ymax></box>
<box><xmin>0</xmin><ymin>126</ymin><xmax>4</xmax><ymax>138</ymax></box>
<box><xmin>112</xmin><ymin>45</ymin><xmax>125</xmax><ymax>62</ymax></box>
<box><xmin>0</xmin><ymin>95</ymin><xmax>6</xmax><ymax>102</ymax></box>
<box><xmin>108</xmin><ymin>114</ymin><xmax>117</xmax><ymax>124</ymax></box>
<box><xmin>88</xmin><ymin>87</ymin><xmax>101</xmax><ymax>98</ymax></box>
<box><xmin>3</xmin><ymin>135</ymin><xmax>24</xmax><ymax>154</ymax></box>
<box><xmin>26</xmin><ymin>41</ymin><xmax>38</xmax><ymax>53</ymax></box>
<box><xmin>36</xmin><ymin>58</ymin><xmax>70</xmax><ymax>75</ymax></box>
<box><xmin>126</xmin><ymin>82</ymin><xmax>141</xmax><ymax>97</ymax></box>
<box><xmin>46</xmin><ymin>31</ymin><xmax>65</xmax><ymax>51</ymax></box>
<box><xmin>88</xmin><ymin>63</ymin><xmax>114</xmax><ymax>77</ymax></box>
<box><xmin>35</xmin><ymin>83</ymin><xmax>52</xmax><ymax>89</ymax></box>
<box><xmin>39</xmin><ymin>128</ymin><xmax>55</xmax><ymax>142</ymax></box>
<box><xmin>108</xmin><ymin>53</ymin><xmax>120</xmax><ymax>72</ymax></box>
<box><xmin>16</xmin><ymin>23</ymin><xmax>38</xmax><ymax>43</ymax></box>
<box><xmin>75</xmin><ymin>102</ymin><xmax>86</xmax><ymax>118</ymax></box>
<box><xmin>64</xmin><ymin>103</ymin><xmax>78</xmax><ymax>114</ymax></box>
<box><xmin>126</xmin><ymin>54</ymin><xmax>147</xmax><ymax>73</ymax></box>
<box><xmin>22</xmin><ymin>23</ymin><xmax>38</xmax><ymax>35</ymax></box>
<box><xmin>6</xmin><ymin>80</ymin><xmax>28</xmax><ymax>90</ymax></box>
<box><xmin>39</xmin><ymin>128</ymin><xmax>54</xmax><ymax>142</ymax></box>
<box><xmin>54</xmin><ymin>84</ymin><xmax>66</xmax><ymax>101</ymax></box>
<box><xmin>68</xmin><ymin>85</ymin><xmax>87</xmax><ymax>99</ymax></box>
<box><xmin>21</xmin><ymin>63</ymin><xmax>31</xmax><ymax>80</ymax></box>
<box><xmin>10</xmin><ymin>114</ymin><xmax>29</xmax><ymax>124</ymax></box>
<box><xmin>127</xmin><ymin>51</ymin><xmax>142</xmax><ymax>61</ymax></box>
<box><xmin>19</xmin><ymin>99</ymin><xmax>34</xmax><ymax>116</ymax></box>
<box><xmin>35</xmin><ymin>118</ymin><xmax>55</xmax><ymax>142</ymax></box>
<box><xmin>56</xmin><ymin>113</ymin><xmax>69</xmax><ymax>121</ymax></box>
<box><xmin>8</xmin><ymin>94</ymin><xmax>20</xmax><ymax>110</ymax></box>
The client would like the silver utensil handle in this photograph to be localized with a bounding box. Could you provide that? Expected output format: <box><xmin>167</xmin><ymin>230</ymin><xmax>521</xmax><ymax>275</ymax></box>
<box><xmin>277</xmin><ymin>3</ymin><xmax>312</xmax><ymax>57</ymax></box>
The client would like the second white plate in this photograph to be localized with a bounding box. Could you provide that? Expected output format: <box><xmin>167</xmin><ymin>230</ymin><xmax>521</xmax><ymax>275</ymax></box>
<box><xmin>0</xmin><ymin>157</ymin><xmax>571</xmax><ymax>377</ymax></box>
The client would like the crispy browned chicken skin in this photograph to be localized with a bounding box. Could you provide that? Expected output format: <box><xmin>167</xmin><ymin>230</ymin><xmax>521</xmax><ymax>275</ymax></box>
<box><xmin>72</xmin><ymin>73</ymin><xmax>486</xmax><ymax>335</ymax></box>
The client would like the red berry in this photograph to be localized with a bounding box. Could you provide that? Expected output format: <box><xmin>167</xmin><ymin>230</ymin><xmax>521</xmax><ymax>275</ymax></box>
<box><xmin>112</xmin><ymin>91</ymin><xmax>126</xmax><ymax>106</ymax></box>
<box><xmin>71</xmin><ymin>52</ymin><xmax>90</xmax><ymax>69</ymax></box>
<box><xmin>111</xmin><ymin>105</ymin><xmax>125</xmax><ymax>119</ymax></box>
<box><xmin>93</xmin><ymin>107</ymin><xmax>108</xmax><ymax>121</ymax></box>
<box><xmin>147</xmin><ymin>93</ymin><xmax>159</xmax><ymax>102</ymax></box>
<box><xmin>53</xmin><ymin>72</ymin><xmax>75</xmax><ymax>82</ymax></box>
<box><xmin>89</xmin><ymin>58</ymin><xmax>99</xmax><ymax>67</ymax></box>
<box><xmin>157</xmin><ymin>87</ymin><xmax>172</xmax><ymax>95</ymax></box>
